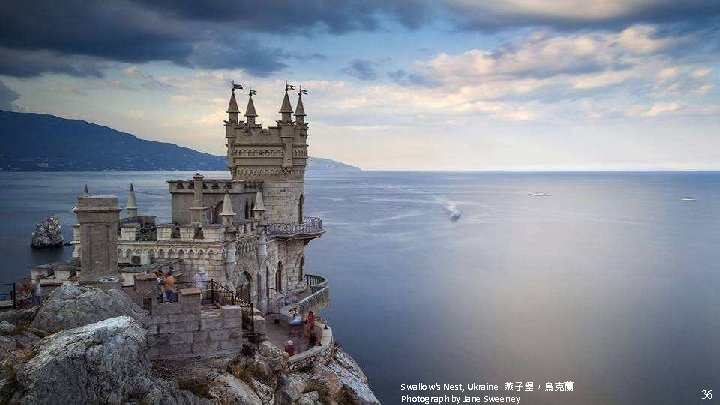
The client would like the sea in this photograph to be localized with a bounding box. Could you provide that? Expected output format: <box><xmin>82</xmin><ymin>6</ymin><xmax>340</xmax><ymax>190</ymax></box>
<box><xmin>1</xmin><ymin>171</ymin><xmax>719</xmax><ymax>404</ymax></box>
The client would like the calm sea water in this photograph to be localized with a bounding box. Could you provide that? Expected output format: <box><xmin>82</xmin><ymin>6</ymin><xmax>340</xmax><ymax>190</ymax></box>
<box><xmin>1</xmin><ymin>171</ymin><xmax>719</xmax><ymax>404</ymax></box>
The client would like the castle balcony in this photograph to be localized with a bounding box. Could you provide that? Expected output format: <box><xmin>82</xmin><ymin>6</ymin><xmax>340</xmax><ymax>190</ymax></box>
<box><xmin>266</xmin><ymin>216</ymin><xmax>324</xmax><ymax>239</ymax></box>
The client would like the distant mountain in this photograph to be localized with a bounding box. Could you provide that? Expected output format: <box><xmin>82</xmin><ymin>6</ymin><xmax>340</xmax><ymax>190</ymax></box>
<box><xmin>0</xmin><ymin>110</ymin><xmax>360</xmax><ymax>172</ymax></box>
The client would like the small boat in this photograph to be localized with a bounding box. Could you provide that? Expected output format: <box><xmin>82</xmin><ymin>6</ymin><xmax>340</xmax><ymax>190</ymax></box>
<box><xmin>528</xmin><ymin>192</ymin><xmax>551</xmax><ymax>197</ymax></box>
<box><xmin>681</xmin><ymin>197</ymin><xmax>696</xmax><ymax>202</ymax></box>
<box><xmin>450</xmin><ymin>211</ymin><xmax>461</xmax><ymax>222</ymax></box>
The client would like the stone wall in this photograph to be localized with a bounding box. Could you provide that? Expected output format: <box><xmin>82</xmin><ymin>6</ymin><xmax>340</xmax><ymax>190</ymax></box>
<box><xmin>146</xmin><ymin>288</ymin><xmax>247</xmax><ymax>359</ymax></box>
<box><xmin>261</xmin><ymin>180</ymin><xmax>304</xmax><ymax>224</ymax></box>
<box><xmin>288</xmin><ymin>322</ymin><xmax>334</xmax><ymax>372</ymax></box>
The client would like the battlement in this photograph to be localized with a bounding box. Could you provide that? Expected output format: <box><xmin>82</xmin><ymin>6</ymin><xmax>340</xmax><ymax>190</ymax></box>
<box><xmin>167</xmin><ymin>179</ymin><xmax>261</xmax><ymax>194</ymax></box>
<box><xmin>224</xmin><ymin>87</ymin><xmax>309</xmax><ymax>183</ymax></box>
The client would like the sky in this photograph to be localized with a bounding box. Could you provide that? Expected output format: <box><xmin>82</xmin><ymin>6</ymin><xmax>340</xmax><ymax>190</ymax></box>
<box><xmin>1</xmin><ymin>0</ymin><xmax>719</xmax><ymax>170</ymax></box>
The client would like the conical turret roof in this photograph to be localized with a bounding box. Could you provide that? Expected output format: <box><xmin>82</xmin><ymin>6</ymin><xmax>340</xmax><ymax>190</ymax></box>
<box><xmin>279</xmin><ymin>91</ymin><xmax>293</xmax><ymax>114</ymax></box>
<box><xmin>220</xmin><ymin>191</ymin><xmax>235</xmax><ymax>216</ymax></box>
<box><xmin>295</xmin><ymin>94</ymin><xmax>306</xmax><ymax>117</ymax></box>
<box><xmin>252</xmin><ymin>190</ymin><xmax>266</xmax><ymax>212</ymax></box>
<box><xmin>245</xmin><ymin>96</ymin><xmax>257</xmax><ymax>117</ymax></box>
<box><xmin>127</xmin><ymin>183</ymin><xmax>137</xmax><ymax>209</ymax></box>
<box><xmin>227</xmin><ymin>91</ymin><xmax>239</xmax><ymax>113</ymax></box>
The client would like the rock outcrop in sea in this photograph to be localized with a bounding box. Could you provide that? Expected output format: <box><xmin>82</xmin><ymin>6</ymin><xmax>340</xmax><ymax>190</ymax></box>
<box><xmin>0</xmin><ymin>286</ymin><xmax>379</xmax><ymax>404</ymax></box>
<box><xmin>29</xmin><ymin>217</ymin><xmax>63</xmax><ymax>249</ymax></box>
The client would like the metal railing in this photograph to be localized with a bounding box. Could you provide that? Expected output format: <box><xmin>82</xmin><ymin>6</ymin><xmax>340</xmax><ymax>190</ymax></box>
<box><xmin>0</xmin><ymin>283</ymin><xmax>17</xmax><ymax>310</ymax></box>
<box><xmin>175</xmin><ymin>279</ymin><xmax>236</xmax><ymax>306</ymax></box>
<box><xmin>294</xmin><ymin>274</ymin><xmax>329</xmax><ymax>314</ymax></box>
<box><xmin>174</xmin><ymin>279</ymin><xmax>257</xmax><ymax>338</ymax></box>
<box><xmin>267</xmin><ymin>217</ymin><xmax>323</xmax><ymax>236</ymax></box>
<box><xmin>305</xmin><ymin>274</ymin><xmax>327</xmax><ymax>293</ymax></box>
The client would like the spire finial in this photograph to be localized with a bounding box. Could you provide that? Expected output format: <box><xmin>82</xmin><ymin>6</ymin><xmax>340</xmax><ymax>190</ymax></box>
<box><xmin>280</xmin><ymin>82</ymin><xmax>294</xmax><ymax>119</ymax></box>
<box><xmin>245</xmin><ymin>88</ymin><xmax>258</xmax><ymax>122</ymax></box>
<box><xmin>295</xmin><ymin>86</ymin><xmax>307</xmax><ymax>120</ymax></box>
<box><xmin>127</xmin><ymin>182</ymin><xmax>138</xmax><ymax>217</ymax></box>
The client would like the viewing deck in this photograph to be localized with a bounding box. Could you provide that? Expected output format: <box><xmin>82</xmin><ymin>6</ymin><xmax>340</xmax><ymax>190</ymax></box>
<box><xmin>267</xmin><ymin>217</ymin><xmax>324</xmax><ymax>239</ymax></box>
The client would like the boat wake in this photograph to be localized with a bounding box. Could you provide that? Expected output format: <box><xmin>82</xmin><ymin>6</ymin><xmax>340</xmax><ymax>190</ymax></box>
<box><xmin>437</xmin><ymin>197</ymin><xmax>462</xmax><ymax>222</ymax></box>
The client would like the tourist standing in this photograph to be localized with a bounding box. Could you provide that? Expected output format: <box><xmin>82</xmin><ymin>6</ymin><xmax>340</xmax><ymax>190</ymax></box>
<box><xmin>163</xmin><ymin>270</ymin><xmax>175</xmax><ymax>302</ymax></box>
<box><xmin>306</xmin><ymin>310</ymin><xmax>316</xmax><ymax>332</ymax></box>
<box><xmin>194</xmin><ymin>266</ymin><xmax>209</xmax><ymax>289</ymax></box>
<box><xmin>154</xmin><ymin>270</ymin><xmax>164</xmax><ymax>302</ymax></box>
<box><xmin>284</xmin><ymin>340</ymin><xmax>295</xmax><ymax>357</ymax></box>
<box><xmin>31</xmin><ymin>276</ymin><xmax>42</xmax><ymax>306</ymax></box>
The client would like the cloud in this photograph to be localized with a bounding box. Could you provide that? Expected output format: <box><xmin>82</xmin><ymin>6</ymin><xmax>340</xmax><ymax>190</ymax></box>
<box><xmin>387</xmin><ymin>69</ymin><xmax>438</xmax><ymax>87</ymax></box>
<box><xmin>444</xmin><ymin>0</ymin><xmax>720</xmax><ymax>31</ymax></box>
<box><xmin>341</xmin><ymin>60</ymin><xmax>377</xmax><ymax>81</ymax></box>
<box><xmin>645</xmin><ymin>102</ymin><xmax>680</xmax><ymax>116</ymax></box>
<box><xmin>0</xmin><ymin>79</ymin><xmax>21</xmax><ymax>110</ymax></box>
<box><xmin>2</xmin><ymin>0</ymin><xmax>717</xmax><ymax>79</ymax></box>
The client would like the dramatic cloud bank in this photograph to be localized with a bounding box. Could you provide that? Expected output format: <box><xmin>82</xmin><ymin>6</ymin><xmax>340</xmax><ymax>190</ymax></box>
<box><xmin>1</xmin><ymin>0</ymin><xmax>718</xmax><ymax>169</ymax></box>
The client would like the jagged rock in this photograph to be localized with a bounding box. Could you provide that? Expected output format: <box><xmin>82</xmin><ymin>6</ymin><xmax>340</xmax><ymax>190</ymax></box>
<box><xmin>307</xmin><ymin>348</ymin><xmax>379</xmax><ymax>405</ymax></box>
<box><xmin>30</xmin><ymin>216</ymin><xmax>64</xmax><ymax>249</ymax></box>
<box><xmin>15</xmin><ymin>316</ymin><xmax>148</xmax><ymax>404</ymax></box>
<box><xmin>13</xmin><ymin>316</ymin><xmax>205</xmax><ymax>405</ymax></box>
<box><xmin>0</xmin><ymin>322</ymin><xmax>15</xmax><ymax>335</ymax></box>
<box><xmin>0</xmin><ymin>308</ymin><xmax>37</xmax><ymax>327</ymax></box>
<box><xmin>32</xmin><ymin>285</ymin><xmax>147</xmax><ymax>333</ymax></box>
<box><xmin>297</xmin><ymin>391</ymin><xmax>321</xmax><ymax>405</ymax></box>
<box><xmin>276</xmin><ymin>374</ymin><xmax>307</xmax><ymax>404</ymax></box>
<box><xmin>207</xmin><ymin>373</ymin><xmax>262</xmax><ymax>404</ymax></box>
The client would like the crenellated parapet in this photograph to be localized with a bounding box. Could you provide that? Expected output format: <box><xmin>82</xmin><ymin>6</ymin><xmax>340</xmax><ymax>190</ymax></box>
<box><xmin>224</xmin><ymin>86</ymin><xmax>310</xmax><ymax>185</ymax></box>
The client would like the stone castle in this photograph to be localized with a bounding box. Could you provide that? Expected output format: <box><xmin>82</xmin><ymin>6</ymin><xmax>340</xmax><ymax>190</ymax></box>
<box><xmin>71</xmin><ymin>84</ymin><xmax>324</xmax><ymax>314</ymax></box>
<box><xmin>30</xmin><ymin>84</ymin><xmax>332</xmax><ymax>358</ymax></box>
<box><xmin>18</xmin><ymin>84</ymin><xmax>380</xmax><ymax>404</ymax></box>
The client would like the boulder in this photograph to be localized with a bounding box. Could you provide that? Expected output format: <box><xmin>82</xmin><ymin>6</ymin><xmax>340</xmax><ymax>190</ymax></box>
<box><xmin>0</xmin><ymin>322</ymin><xmax>15</xmax><ymax>335</ymax></box>
<box><xmin>32</xmin><ymin>284</ymin><xmax>147</xmax><ymax>333</ymax></box>
<box><xmin>297</xmin><ymin>391</ymin><xmax>321</xmax><ymax>405</ymax></box>
<box><xmin>207</xmin><ymin>373</ymin><xmax>262</xmax><ymax>404</ymax></box>
<box><xmin>308</xmin><ymin>348</ymin><xmax>379</xmax><ymax>405</ymax></box>
<box><xmin>15</xmin><ymin>316</ymin><xmax>151</xmax><ymax>404</ymax></box>
<box><xmin>30</xmin><ymin>217</ymin><xmax>64</xmax><ymax>249</ymax></box>
<box><xmin>13</xmin><ymin>316</ymin><xmax>206</xmax><ymax>405</ymax></box>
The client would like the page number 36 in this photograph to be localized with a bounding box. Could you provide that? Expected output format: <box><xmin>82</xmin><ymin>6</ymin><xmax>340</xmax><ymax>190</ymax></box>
<box><xmin>703</xmin><ymin>390</ymin><xmax>713</xmax><ymax>400</ymax></box>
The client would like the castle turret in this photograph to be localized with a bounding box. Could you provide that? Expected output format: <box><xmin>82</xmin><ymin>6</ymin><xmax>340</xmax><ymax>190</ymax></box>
<box><xmin>295</xmin><ymin>89</ymin><xmax>306</xmax><ymax>125</ymax></box>
<box><xmin>219</xmin><ymin>191</ymin><xmax>235</xmax><ymax>227</ymax></box>
<box><xmin>227</xmin><ymin>89</ymin><xmax>239</xmax><ymax>124</ymax></box>
<box><xmin>73</xmin><ymin>194</ymin><xmax>121</xmax><ymax>284</ymax></box>
<box><xmin>126</xmin><ymin>183</ymin><xmax>137</xmax><ymax>218</ymax></box>
<box><xmin>245</xmin><ymin>91</ymin><xmax>257</xmax><ymax>126</ymax></box>
<box><xmin>189</xmin><ymin>173</ymin><xmax>207</xmax><ymax>225</ymax></box>
<box><xmin>252</xmin><ymin>190</ymin><xmax>266</xmax><ymax>223</ymax></box>
<box><xmin>279</xmin><ymin>89</ymin><xmax>293</xmax><ymax>123</ymax></box>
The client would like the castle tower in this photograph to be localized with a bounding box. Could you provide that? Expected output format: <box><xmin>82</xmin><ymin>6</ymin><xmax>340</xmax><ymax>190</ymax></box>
<box><xmin>227</xmin><ymin>89</ymin><xmax>239</xmax><ymax>124</ymax></box>
<box><xmin>295</xmin><ymin>89</ymin><xmax>306</xmax><ymax>125</ymax></box>
<box><xmin>245</xmin><ymin>91</ymin><xmax>257</xmax><ymax>126</ymax></box>
<box><xmin>279</xmin><ymin>88</ymin><xmax>293</xmax><ymax>123</ymax></box>
<box><xmin>219</xmin><ymin>191</ymin><xmax>235</xmax><ymax>227</ymax></box>
<box><xmin>73</xmin><ymin>193</ymin><xmax>121</xmax><ymax>284</ymax></box>
<box><xmin>189</xmin><ymin>173</ymin><xmax>207</xmax><ymax>225</ymax></box>
<box><xmin>126</xmin><ymin>183</ymin><xmax>137</xmax><ymax>218</ymax></box>
<box><xmin>226</xmin><ymin>85</ymin><xmax>309</xmax><ymax>224</ymax></box>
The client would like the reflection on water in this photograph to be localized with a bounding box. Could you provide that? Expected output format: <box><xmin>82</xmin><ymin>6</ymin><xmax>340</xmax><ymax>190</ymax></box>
<box><xmin>1</xmin><ymin>171</ymin><xmax>719</xmax><ymax>404</ymax></box>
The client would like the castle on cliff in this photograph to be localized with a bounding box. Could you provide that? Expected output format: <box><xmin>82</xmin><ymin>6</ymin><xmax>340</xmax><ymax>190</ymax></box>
<box><xmin>34</xmin><ymin>84</ymin><xmax>328</xmax><ymax>323</ymax></box>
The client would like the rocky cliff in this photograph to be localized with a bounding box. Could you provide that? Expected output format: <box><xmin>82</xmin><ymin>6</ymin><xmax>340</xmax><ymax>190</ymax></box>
<box><xmin>0</xmin><ymin>285</ymin><xmax>379</xmax><ymax>404</ymax></box>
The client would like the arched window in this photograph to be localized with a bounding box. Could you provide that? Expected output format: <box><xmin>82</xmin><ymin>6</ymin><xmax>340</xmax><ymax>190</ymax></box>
<box><xmin>299</xmin><ymin>255</ymin><xmax>304</xmax><ymax>282</ymax></box>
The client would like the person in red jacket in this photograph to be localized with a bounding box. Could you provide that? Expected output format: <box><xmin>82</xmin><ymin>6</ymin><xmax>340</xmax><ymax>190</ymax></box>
<box><xmin>284</xmin><ymin>340</ymin><xmax>295</xmax><ymax>357</ymax></box>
